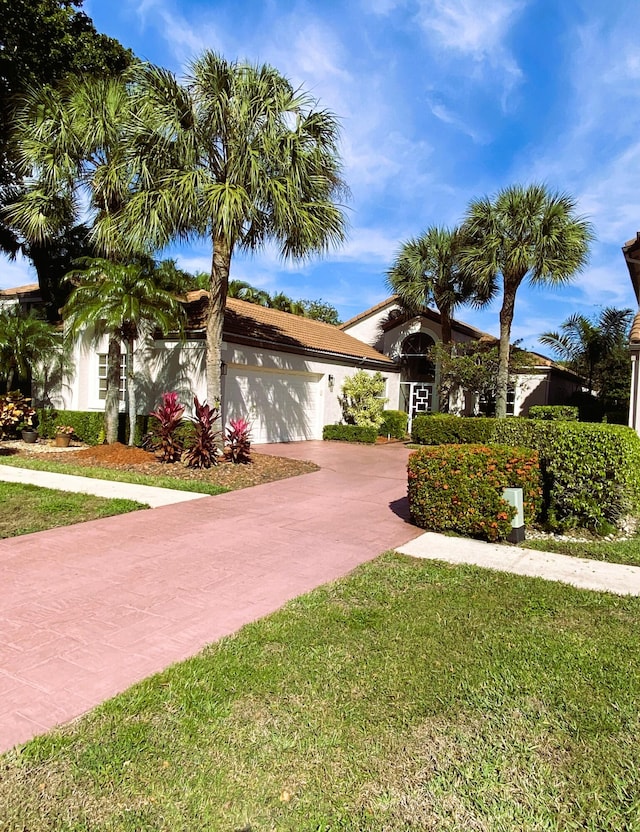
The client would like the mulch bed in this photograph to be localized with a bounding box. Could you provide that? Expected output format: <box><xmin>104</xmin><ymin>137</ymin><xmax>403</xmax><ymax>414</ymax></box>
<box><xmin>16</xmin><ymin>442</ymin><xmax>319</xmax><ymax>490</ymax></box>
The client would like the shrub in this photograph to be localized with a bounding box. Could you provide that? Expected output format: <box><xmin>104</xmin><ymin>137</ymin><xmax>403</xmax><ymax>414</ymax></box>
<box><xmin>528</xmin><ymin>405</ymin><xmax>578</xmax><ymax>421</ymax></box>
<box><xmin>37</xmin><ymin>410</ymin><xmax>108</xmax><ymax>444</ymax></box>
<box><xmin>148</xmin><ymin>392</ymin><xmax>185</xmax><ymax>463</ymax></box>
<box><xmin>323</xmin><ymin>424</ymin><xmax>377</xmax><ymax>443</ymax></box>
<box><xmin>184</xmin><ymin>396</ymin><xmax>222</xmax><ymax>469</ymax></box>
<box><xmin>408</xmin><ymin>444</ymin><xmax>542</xmax><ymax>542</ymax></box>
<box><xmin>226</xmin><ymin>416</ymin><xmax>252</xmax><ymax>464</ymax></box>
<box><xmin>379</xmin><ymin>409</ymin><xmax>408</xmax><ymax>439</ymax></box>
<box><xmin>493</xmin><ymin>419</ymin><xmax>640</xmax><ymax>531</ymax></box>
<box><xmin>0</xmin><ymin>392</ymin><xmax>35</xmax><ymax>438</ymax></box>
<box><xmin>340</xmin><ymin>370</ymin><xmax>387</xmax><ymax>429</ymax></box>
<box><xmin>411</xmin><ymin>414</ymin><xmax>495</xmax><ymax>445</ymax></box>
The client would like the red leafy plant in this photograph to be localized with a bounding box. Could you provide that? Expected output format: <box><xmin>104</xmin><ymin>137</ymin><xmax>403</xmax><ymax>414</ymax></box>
<box><xmin>149</xmin><ymin>392</ymin><xmax>185</xmax><ymax>463</ymax></box>
<box><xmin>184</xmin><ymin>396</ymin><xmax>222</xmax><ymax>469</ymax></box>
<box><xmin>226</xmin><ymin>416</ymin><xmax>252</xmax><ymax>464</ymax></box>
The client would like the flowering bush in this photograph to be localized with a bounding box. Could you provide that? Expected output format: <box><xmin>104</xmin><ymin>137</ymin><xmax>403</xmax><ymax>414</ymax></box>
<box><xmin>340</xmin><ymin>370</ymin><xmax>387</xmax><ymax>429</ymax></box>
<box><xmin>408</xmin><ymin>444</ymin><xmax>542</xmax><ymax>542</ymax></box>
<box><xmin>0</xmin><ymin>392</ymin><xmax>35</xmax><ymax>438</ymax></box>
<box><xmin>226</xmin><ymin>416</ymin><xmax>252</xmax><ymax>464</ymax></box>
<box><xmin>55</xmin><ymin>425</ymin><xmax>75</xmax><ymax>436</ymax></box>
<box><xmin>149</xmin><ymin>392</ymin><xmax>185</xmax><ymax>463</ymax></box>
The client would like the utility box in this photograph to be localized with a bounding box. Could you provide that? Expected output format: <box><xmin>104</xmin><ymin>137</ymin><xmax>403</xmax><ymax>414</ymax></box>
<box><xmin>503</xmin><ymin>487</ymin><xmax>525</xmax><ymax>544</ymax></box>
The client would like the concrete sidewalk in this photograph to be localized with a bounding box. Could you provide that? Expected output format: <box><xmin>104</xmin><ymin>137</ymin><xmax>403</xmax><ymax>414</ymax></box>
<box><xmin>397</xmin><ymin>532</ymin><xmax>640</xmax><ymax>595</ymax></box>
<box><xmin>0</xmin><ymin>464</ymin><xmax>208</xmax><ymax>508</ymax></box>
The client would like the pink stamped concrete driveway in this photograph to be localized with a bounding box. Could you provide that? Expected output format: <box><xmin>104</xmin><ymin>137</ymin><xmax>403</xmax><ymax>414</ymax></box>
<box><xmin>0</xmin><ymin>440</ymin><xmax>420</xmax><ymax>753</ymax></box>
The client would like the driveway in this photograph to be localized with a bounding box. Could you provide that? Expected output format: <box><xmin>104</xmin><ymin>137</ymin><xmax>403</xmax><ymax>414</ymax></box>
<box><xmin>0</xmin><ymin>441</ymin><xmax>420</xmax><ymax>753</ymax></box>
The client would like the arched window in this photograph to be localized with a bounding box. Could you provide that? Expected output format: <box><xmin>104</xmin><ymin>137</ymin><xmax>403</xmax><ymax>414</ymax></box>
<box><xmin>400</xmin><ymin>332</ymin><xmax>435</xmax><ymax>382</ymax></box>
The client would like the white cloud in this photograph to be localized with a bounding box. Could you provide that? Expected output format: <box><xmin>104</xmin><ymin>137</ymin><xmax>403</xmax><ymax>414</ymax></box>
<box><xmin>416</xmin><ymin>0</ymin><xmax>523</xmax><ymax>58</ymax></box>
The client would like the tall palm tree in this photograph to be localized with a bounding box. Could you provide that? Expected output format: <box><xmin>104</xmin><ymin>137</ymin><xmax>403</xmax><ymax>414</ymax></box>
<box><xmin>0</xmin><ymin>305</ymin><xmax>62</xmax><ymax>392</ymax></box>
<box><xmin>6</xmin><ymin>73</ymin><xmax>141</xmax><ymax>441</ymax></box>
<box><xmin>227</xmin><ymin>280</ymin><xmax>271</xmax><ymax>306</ymax></box>
<box><xmin>119</xmin><ymin>52</ymin><xmax>347</xmax><ymax>404</ymax></box>
<box><xmin>460</xmin><ymin>184</ymin><xmax>592</xmax><ymax>417</ymax></box>
<box><xmin>540</xmin><ymin>307</ymin><xmax>632</xmax><ymax>395</ymax></box>
<box><xmin>268</xmin><ymin>292</ymin><xmax>306</xmax><ymax>315</ymax></box>
<box><xmin>386</xmin><ymin>225</ymin><xmax>492</xmax><ymax>346</ymax></box>
<box><xmin>63</xmin><ymin>258</ymin><xmax>187</xmax><ymax>445</ymax></box>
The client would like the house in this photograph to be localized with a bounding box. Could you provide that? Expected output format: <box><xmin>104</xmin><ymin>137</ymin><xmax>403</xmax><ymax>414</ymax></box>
<box><xmin>341</xmin><ymin>297</ymin><xmax>585</xmax><ymax>425</ymax></box>
<box><xmin>622</xmin><ymin>233</ymin><xmax>640</xmax><ymax>432</ymax></box>
<box><xmin>4</xmin><ymin>281</ymin><xmax>584</xmax><ymax>442</ymax></box>
<box><xmin>0</xmin><ymin>283</ymin><xmax>43</xmax><ymax>311</ymax></box>
<box><xmin>43</xmin><ymin>292</ymin><xmax>400</xmax><ymax>444</ymax></box>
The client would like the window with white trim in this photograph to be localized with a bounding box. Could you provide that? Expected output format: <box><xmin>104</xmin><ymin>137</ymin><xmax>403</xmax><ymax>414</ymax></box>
<box><xmin>98</xmin><ymin>353</ymin><xmax>127</xmax><ymax>402</ymax></box>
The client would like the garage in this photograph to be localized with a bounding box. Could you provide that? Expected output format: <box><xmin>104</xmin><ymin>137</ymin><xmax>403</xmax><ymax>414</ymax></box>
<box><xmin>223</xmin><ymin>366</ymin><xmax>322</xmax><ymax>444</ymax></box>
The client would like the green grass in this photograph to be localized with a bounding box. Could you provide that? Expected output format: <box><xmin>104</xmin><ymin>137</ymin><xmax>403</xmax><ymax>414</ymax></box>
<box><xmin>0</xmin><ymin>455</ymin><xmax>228</xmax><ymax>495</ymax></box>
<box><xmin>522</xmin><ymin>534</ymin><xmax>640</xmax><ymax>567</ymax></box>
<box><xmin>2</xmin><ymin>554</ymin><xmax>640</xmax><ymax>830</ymax></box>
<box><xmin>0</xmin><ymin>481</ymin><xmax>146</xmax><ymax>538</ymax></box>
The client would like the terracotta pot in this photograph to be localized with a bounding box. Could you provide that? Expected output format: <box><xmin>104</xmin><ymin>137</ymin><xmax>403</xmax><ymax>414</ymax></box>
<box><xmin>21</xmin><ymin>429</ymin><xmax>38</xmax><ymax>444</ymax></box>
<box><xmin>54</xmin><ymin>434</ymin><xmax>71</xmax><ymax>448</ymax></box>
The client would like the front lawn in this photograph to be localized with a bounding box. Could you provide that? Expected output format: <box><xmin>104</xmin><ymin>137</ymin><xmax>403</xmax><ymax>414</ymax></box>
<box><xmin>2</xmin><ymin>554</ymin><xmax>639</xmax><ymax>830</ymax></box>
<box><xmin>0</xmin><ymin>442</ymin><xmax>318</xmax><ymax>495</ymax></box>
<box><xmin>0</xmin><ymin>481</ymin><xmax>145</xmax><ymax>538</ymax></box>
<box><xmin>523</xmin><ymin>535</ymin><xmax>640</xmax><ymax>568</ymax></box>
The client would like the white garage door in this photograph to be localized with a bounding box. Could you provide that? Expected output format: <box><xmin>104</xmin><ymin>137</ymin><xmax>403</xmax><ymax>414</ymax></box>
<box><xmin>223</xmin><ymin>367</ymin><xmax>321</xmax><ymax>444</ymax></box>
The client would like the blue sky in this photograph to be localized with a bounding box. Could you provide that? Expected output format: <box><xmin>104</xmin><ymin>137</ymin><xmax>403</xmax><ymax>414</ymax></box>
<box><xmin>3</xmin><ymin>0</ymin><xmax>639</xmax><ymax>350</ymax></box>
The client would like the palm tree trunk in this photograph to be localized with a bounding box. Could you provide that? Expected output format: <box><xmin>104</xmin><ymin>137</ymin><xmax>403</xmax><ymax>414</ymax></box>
<box><xmin>105</xmin><ymin>336</ymin><xmax>121</xmax><ymax>444</ymax></box>
<box><xmin>206</xmin><ymin>234</ymin><xmax>232</xmax><ymax>405</ymax></box>
<box><xmin>126</xmin><ymin>337</ymin><xmax>136</xmax><ymax>446</ymax></box>
<box><xmin>6</xmin><ymin>366</ymin><xmax>15</xmax><ymax>392</ymax></box>
<box><xmin>440</xmin><ymin>311</ymin><xmax>453</xmax><ymax>346</ymax></box>
<box><xmin>496</xmin><ymin>285</ymin><xmax>516</xmax><ymax>419</ymax></box>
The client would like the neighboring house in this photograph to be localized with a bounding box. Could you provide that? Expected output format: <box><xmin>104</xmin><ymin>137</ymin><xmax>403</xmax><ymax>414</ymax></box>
<box><xmin>622</xmin><ymin>233</ymin><xmax>640</xmax><ymax>432</ymax></box>
<box><xmin>341</xmin><ymin>297</ymin><xmax>585</xmax><ymax>426</ymax></box>
<box><xmin>0</xmin><ymin>283</ymin><xmax>43</xmax><ymax>311</ymax></box>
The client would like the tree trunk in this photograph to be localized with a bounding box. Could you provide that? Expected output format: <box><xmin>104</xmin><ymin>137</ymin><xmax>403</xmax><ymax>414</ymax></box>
<box><xmin>440</xmin><ymin>310</ymin><xmax>453</xmax><ymax>347</ymax></box>
<box><xmin>205</xmin><ymin>234</ymin><xmax>232</xmax><ymax>406</ymax></box>
<box><xmin>6</xmin><ymin>366</ymin><xmax>15</xmax><ymax>392</ymax></box>
<box><xmin>104</xmin><ymin>336</ymin><xmax>121</xmax><ymax>444</ymax></box>
<box><xmin>495</xmin><ymin>282</ymin><xmax>517</xmax><ymax>419</ymax></box>
<box><xmin>126</xmin><ymin>337</ymin><xmax>136</xmax><ymax>446</ymax></box>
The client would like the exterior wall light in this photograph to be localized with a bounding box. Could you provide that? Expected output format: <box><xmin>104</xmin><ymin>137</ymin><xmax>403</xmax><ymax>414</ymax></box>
<box><xmin>328</xmin><ymin>374</ymin><xmax>335</xmax><ymax>391</ymax></box>
<box><xmin>220</xmin><ymin>361</ymin><xmax>228</xmax><ymax>376</ymax></box>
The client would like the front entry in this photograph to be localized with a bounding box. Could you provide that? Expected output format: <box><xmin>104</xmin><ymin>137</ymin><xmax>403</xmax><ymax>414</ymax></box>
<box><xmin>400</xmin><ymin>381</ymin><xmax>435</xmax><ymax>433</ymax></box>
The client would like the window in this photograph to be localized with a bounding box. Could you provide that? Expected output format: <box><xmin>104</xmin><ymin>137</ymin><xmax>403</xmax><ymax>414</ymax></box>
<box><xmin>98</xmin><ymin>353</ymin><xmax>127</xmax><ymax>402</ymax></box>
<box><xmin>400</xmin><ymin>332</ymin><xmax>436</xmax><ymax>382</ymax></box>
<box><xmin>506</xmin><ymin>384</ymin><xmax>516</xmax><ymax>416</ymax></box>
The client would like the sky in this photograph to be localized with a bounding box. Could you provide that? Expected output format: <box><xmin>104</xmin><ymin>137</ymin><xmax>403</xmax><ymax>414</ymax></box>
<box><xmin>3</xmin><ymin>0</ymin><xmax>639</xmax><ymax>352</ymax></box>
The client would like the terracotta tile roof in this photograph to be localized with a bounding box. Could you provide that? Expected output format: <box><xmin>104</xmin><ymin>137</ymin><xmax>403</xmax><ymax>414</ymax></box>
<box><xmin>0</xmin><ymin>283</ymin><xmax>40</xmax><ymax>296</ymax></box>
<box><xmin>182</xmin><ymin>291</ymin><xmax>395</xmax><ymax>366</ymax></box>
<box><xmin>623</xmin><ymin>232</ymin><xmax>640</xmax><ymax>305</ymax></box>
<box><xmin>630</xmin><ymin>311</ymin><xmax>640</xmax><ymax>344</ymax></box>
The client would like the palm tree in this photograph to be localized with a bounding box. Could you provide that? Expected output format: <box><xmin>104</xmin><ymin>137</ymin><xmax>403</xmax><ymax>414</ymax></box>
<box><xmin>63</xmin><ymin>258</ymin><xmax>187</xmax><ymax>445</ymax></box>
<box><xmin>6</xmin><ymin>73</ymin><xmax>141</xmax><ymax>441</ymax></box>
<box><xmin>386</xmin><ymin>225</ymin><xmax>492</xmax><ymax>346</ymax></box>
<box><xmin>0</xmin><ymin>305</ymin><xmax>62</xmax><ymax>392</ymax></box>
<box><xmin>227</xmin><ymin>280</ymin><xmax>271</xmax><ymax>306</ymax></box>
<box><xmin>540</xmin><ymin>307</ymin><xmax>632</xmax><ymax>395</ymax></box>
<box><xmin>460</xmin><ymin>184</ymin><xmax>592</xmax><ymax>418</ymax></box>
<box><xmin>268</xmin><ymin>292</ymin><xmax>306</xmax><ymax>315</ymax></box>
<box><xmin>119</xmin><ymin>52</ymin><xmax>347</xmax><ymax>404</ymax></box>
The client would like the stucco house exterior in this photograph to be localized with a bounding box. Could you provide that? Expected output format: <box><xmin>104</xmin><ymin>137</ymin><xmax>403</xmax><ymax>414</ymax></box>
<box><xmin>622</xmin><ymin>233</ymin><xmax>640</xmax><ymax>432</ymax></box>
<box><xmin>2</xmin><ymin>282</ymin><xmax>585</xmax><ymax>442</ymax></box>
<box><xmin>341</xmin><ymin>296</ymin><xmax>585</xmax><ymax>426</ymax></box>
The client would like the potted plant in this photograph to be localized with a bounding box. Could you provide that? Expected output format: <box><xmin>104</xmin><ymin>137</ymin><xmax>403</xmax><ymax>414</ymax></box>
<box><xmin>19</xmin><ymin>404</ymin><xmax>38</xmax><ymax>443</ymax></box>
<box><xmin>54</xmin><ymin>424</ymin><xmax>75</xmax><ymax>447</ymax></box>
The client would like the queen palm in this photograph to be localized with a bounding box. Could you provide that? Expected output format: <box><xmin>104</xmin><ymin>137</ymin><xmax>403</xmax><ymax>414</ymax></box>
<box><xmin>386</xmin><ymin>225</ymin><xmax>491</xmax><ymax>346</ymax></box>
<box><xmin>63</xmin><ymin>258</ymin><xmax>186</xmax><ymax>445</ymax></box>
<box><xmin>120</xmin><ymin>51</ymin><xmax>347</xmax><ymax>404</ymax></box>
<box><xmin>0</xmin><ymin>305</ymin><xmax>61</xmax><ymax>392</ymax></box>
<box><xmin>460</xmin><ymin>184</ymin><xmax>592</xmax><ymax>418</ymax></box>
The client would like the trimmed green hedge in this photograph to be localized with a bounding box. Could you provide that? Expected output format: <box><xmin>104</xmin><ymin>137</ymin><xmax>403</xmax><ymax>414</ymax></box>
<box><xmin>492</xmin><ymin>419</ymin><xmax>640</xmax><ymax>531</ymax></box>
<box><xmin>411</xmin><ymin>414</ymin><xmax>494</xmax><ymax>445</ymax></box>
<box><xmin>379</xmin><ymin>409</ymin><xmax>408</xmax><ymax>439</ymax></box>
<box><xmin>37</xmin><ymin>410</ymin><xmax>148</xmax><ymax>446</ymax></box>
<box><xmin>408</xmin><ymin>444</ymin><xmax>542</xmax><ymax>542</ymax></box>
<box><xmin>323</xmin><ymin>424</ymin><xmax>377</xmax><ymax>444</ymax></box>
<box><xmin>528</xmin><ymin>405</ymin><xmax>578</xmax><ymax>421</ymax></box>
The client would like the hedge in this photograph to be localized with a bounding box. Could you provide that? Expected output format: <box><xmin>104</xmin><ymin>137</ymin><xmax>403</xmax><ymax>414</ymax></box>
<box><xmin>411</xmin><ymin>414</ymin><xmax>494</xmax><ymax>445</ymax></box>
<box><xmin>323</xmin><ymin>424</ymin><xmax>377</xmax><ymax>443</ymax></box>
<box><xmin>492</xmin><ymin>419</ymin><xmax>640</xmax><ymax>531</ymax></box>
<box><xmin>408</xmin><ymin>444</ymin><xmax>542</xmax><ymax>542</ymax></box>
<box><xmin>528</xmin><ymin>405</ymin><xmax>578</xmax><ymax>421</ymax></box>
<box><xmin>378</xmin><ymin>409</ymin><xmax>408</xmax><ymax>439</ymax></box>
<box><xmin>37</xmin><ymin>410</ymin><xmax>148</xmax><ymax>446</ymax></box>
